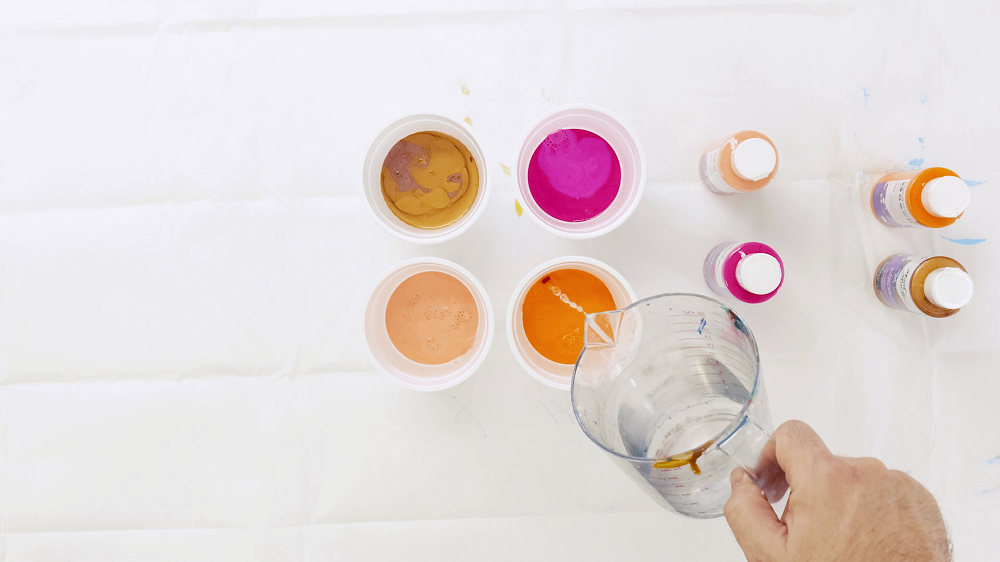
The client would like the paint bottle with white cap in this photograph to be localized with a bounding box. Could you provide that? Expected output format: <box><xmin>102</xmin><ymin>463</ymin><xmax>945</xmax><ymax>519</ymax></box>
<box><xmin>700</xmin><ymin>131</ymin><xmax>779</xmax><ymax>194</ymax></box>
<box><xmin>704</xmin><ymin>242</ymin><xmax>785</xmax><ymax>304</ymax></box>
<box><xmin>871</xmin><ymin>167</ymin><xmax>971</xmax><ymax>228</ymax></box>
<box><xmin>873</xmin><ymin>254</ymin><xmax>973</xmax><ymax>317</ymax></box>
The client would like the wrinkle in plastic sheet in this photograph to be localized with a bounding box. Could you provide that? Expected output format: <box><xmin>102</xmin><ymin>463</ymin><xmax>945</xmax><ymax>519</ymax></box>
<box><xmin>1</xmin><ymin>0</ymin><xmax>999</xmax><ymax>560</ymax></box>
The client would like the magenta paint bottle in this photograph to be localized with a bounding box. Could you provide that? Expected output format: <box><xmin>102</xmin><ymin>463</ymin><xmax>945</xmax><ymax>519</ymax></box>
<box><xmin>704</xmin><ymin>242</ymin><xmax>784</xmax><ymax>304</ymax></box>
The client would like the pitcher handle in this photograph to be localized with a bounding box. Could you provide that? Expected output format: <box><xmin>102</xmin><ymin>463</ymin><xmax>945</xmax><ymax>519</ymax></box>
<box><xmin>717</xmin><ymin>416</ymin><xmax>788</xmax><ymax>503</ymax></box>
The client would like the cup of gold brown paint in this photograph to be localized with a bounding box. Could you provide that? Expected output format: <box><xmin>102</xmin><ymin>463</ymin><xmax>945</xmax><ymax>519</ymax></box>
<box><xmin>362</xmin><ymin>114</ymin><xmax>490</xmax><ymax>244</ymax></box>
<box><xmin>365</xmin><ymin>258</ymin><xmax>494</xmax><ymax>391</ymax></box>
<box><xmin>507</xmin><ymin>256</ymin><xmax>636</xmax><ymax>390</ymax></box>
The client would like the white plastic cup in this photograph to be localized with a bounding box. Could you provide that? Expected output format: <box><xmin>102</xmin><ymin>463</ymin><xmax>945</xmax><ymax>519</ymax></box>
<box><xmin>513</xmin><ymin>104</ymin><xmax>646</xmax><ymax>239</ymax></box>
<box><xmin>507</xmin><ymin>256</ymin><xmax>637</xmax><ymax>390</ymax></box>
<box><xmin>365</xmin><ymin>257</ymin><xmax>494</xmax><ymax>391</ymax></box>
<box><xmin>362</xmin><ymin>114</ymin><xmax>490</xmax><ymax>244</ymax></box>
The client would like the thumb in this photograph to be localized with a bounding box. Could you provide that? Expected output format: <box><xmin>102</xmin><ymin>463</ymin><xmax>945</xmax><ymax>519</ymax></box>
<box><xmin>724</xmin><ymin>468</ymin><xmax>787</xmax><ymax>562</ymax></box>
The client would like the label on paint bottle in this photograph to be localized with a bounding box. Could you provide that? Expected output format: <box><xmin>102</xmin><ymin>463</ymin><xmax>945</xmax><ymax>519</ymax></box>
<box><xmin>704</xmin><ymin>242</ymin><xmax>742</xmax><ymax>296</ymax></box>
<box><xmin>893</xmin><ymin>259</ymin><xmax>924</xmax><ymax>314</ymax></box>
<box><xmin>874</xmin><ymin>254</ymin><xmax>923</xmax><ymax>314</ymax></box>
<box><xmin>701</xmin><ymin>149</ymin><xmax>740</xmax><ymax>194</ymax></box>
<box><xmin>871</xmin><ymin>179</ymin><xmax>918</xmax><ymax>227</ymax></box>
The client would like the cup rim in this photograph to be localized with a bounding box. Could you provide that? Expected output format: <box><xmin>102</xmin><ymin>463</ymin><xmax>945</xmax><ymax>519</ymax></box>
<box><xmin>569</xmin><ymin>292</ymin><xmax>762</xmax><ymax>464</ymax></box>
<box><xmin>507</xmin><ymin>256</ymin><xmax>637</xmax><ymax>390</ymax></box>
<box><xmin>512</xmin><ymin>103</ymin><xmax>646</xmax><ymax>240</ymax></box>
<box><xmin>361</xmin><ymin>113</ymin><xmax>491</xmax><ymax>245</ymax></box>
<box><xmin>364</xmin><ymin>257</ymin><xmax>494</xmax><ymax>391</ymax></box>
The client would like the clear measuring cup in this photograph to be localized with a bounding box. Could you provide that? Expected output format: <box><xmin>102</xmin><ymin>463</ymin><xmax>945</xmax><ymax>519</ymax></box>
<box><xmin>571</xmin><ymin>293</ymin><xmax>787</xmax><ymax>519</ymax></box>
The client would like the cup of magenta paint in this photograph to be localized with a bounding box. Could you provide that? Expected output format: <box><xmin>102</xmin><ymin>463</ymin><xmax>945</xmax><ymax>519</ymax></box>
<box><xmin>514</xmin><ymin>104</ymin><xmax>646</xmax><ymax>239</ymax></box>
<box><xmin>362</xmin><ymin>114</ymin><xmax>490</xmax><ymax>244</ymax></box>
<box><xmin>365</xmin><ymin>257</ymin><xmax>494</xmax><ymax>391</ymax></box>
<box><xmin>507</xmin><ymin>256</ymin><xmax>636</xmax><ymax>390</ymax></box>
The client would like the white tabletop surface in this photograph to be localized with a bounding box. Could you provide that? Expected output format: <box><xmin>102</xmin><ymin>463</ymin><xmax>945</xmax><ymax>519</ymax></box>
<box><xmin>1</xmin><ymin>0</ymin><xmax>998</xmax><ymax>559</ymax></box>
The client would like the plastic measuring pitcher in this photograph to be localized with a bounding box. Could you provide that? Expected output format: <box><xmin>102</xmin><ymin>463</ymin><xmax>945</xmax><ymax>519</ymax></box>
<box><xmin>571</xmin><ymin>293</ymin><xmax>787</xmax><ymax>519</ymax></box>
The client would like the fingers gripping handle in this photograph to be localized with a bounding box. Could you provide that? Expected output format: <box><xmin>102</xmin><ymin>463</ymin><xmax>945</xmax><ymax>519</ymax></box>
<box><xmin>718</xmin><ymin>417</ymin><xmax>788</xmax><ymax>502</ymax></box>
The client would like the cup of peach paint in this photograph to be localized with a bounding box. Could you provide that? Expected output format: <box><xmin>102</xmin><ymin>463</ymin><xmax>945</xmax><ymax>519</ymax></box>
<box><xmin>507</xmin><ymin>256</ymin><xmax>636</xmax><ymax>390</ymax></box>
<box><xmin>365</xmin><ymin>257</ymin><xmax>494</xmax><ymax>391</ymax></box>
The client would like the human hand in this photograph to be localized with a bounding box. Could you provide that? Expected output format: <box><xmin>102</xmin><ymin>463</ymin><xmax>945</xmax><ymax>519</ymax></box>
<box><xmin>724</xmin><ymin>420</ymin><xmax>949</xmax><ymax>562</ymax></box>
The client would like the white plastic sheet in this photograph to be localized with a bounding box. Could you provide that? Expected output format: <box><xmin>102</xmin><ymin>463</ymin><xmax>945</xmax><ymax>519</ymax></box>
<box><xmin>1</xmin><ymin>0</ymin><xmax>998</xmax><ymax>559</ymax></box>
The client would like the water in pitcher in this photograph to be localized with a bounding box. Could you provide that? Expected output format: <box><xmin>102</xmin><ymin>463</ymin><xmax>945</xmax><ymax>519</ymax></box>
<box><xmin>572</xmin><ymin>294</ymin><xmax>782</xmax><ymax>518</ymax></box>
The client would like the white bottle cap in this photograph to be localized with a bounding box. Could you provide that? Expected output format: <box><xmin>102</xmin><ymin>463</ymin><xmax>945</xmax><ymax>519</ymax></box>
<box><xmin>735</xmin><ymin>253</ymin><xmax>783</xmax><ymax>295</ymax></box>
<box><xmin>921</xmin><ymin>176</ymin><xmax>970</xmax><ymax>218</ymax></box>
<box><xmin>731</xmin><ymin>138</ymin><xmax>777</xmax><ymax>182</ymax></box>
<box><xmin>923</xmin><ymin>267</ymin><xmax>973</xmax><ymax>309</ymax></box>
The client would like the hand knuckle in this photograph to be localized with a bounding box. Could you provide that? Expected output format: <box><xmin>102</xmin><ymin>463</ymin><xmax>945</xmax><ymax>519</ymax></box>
<box><xmin>819</xmin><ymin>457</ymin><xmax>863</xmax><ymax>486</ymax></box>
<box><xmin>859</xmin><ymin>457</ymin><xmax>888</xmax><ymax>475</ymax></box>
<box><xmin>776</xmin><ymin>419</ymin><xmax>812</xmax><ymax>441</ymax></box>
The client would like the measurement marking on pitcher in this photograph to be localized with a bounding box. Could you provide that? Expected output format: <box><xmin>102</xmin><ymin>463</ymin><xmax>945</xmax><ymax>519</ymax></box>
<box><xmin>717</xmin><ymin>343</ymin><xmax>748</xmax><ymax>356</ymax></box>
<box><xmin>721</xmin><ymin>348</ymin><xmax>753</xmax><ymax>363</ymax></box>
<box><xmin>712</xmin><ymin>332</ymin><xmax>752</xmax><ymax>349</ymax></box>
<box><xmin>721</xmin><ymin>350</ymin><xmax>752</xmax><ymax>366</ymax></box>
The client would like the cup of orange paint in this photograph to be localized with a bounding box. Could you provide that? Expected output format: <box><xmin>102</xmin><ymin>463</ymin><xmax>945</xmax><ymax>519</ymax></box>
<box><xmin>507</xmin><ymin>256</ymin><xmax>636</xmax><ymax>390</ymax></box>
<box><xmin>365</xmin><ymin>257</ymin><xmax>494</xmax><ymax>391</ymax></box>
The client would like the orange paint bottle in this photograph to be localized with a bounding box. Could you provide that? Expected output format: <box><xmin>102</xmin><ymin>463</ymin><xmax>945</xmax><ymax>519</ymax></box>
<box><xmin>870</xmin><ymin>167</ymin><xmax>971</xmax><ymax>228</ymax></box>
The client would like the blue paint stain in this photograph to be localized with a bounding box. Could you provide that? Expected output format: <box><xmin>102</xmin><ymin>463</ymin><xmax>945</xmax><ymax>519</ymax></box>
<box><xmin>448</xmin><ymin>395</ymin><xmax>486</xmax><ymax>439</ymax></box>
<box><xmin>919</xmin><ymin>93</ymin><xmax>928</xmax><ymax>104</ymax></box>
<box><xmin>964</xmin><ymin>179</ymin><xmax>985</xmax><ymax>187</ymax></box>
<box><xmin>987</xmin><ymin>455</ymin><xmax>1000</xmax><ymax>466</ymax></box>
<box><xmin>918</xmin><ymin>137</ymin><xmax>924</xmax><ymax>147</ymax></box>
<box><xmin>862</xmin><ymin>86</ymin><xmax>870</xmax><ymax>105</ymax></box>
<box><xmin>977</xmin><ymin>485</ymin><xmax>1000</xmax><ymax>496</ymax></box>
<box><xmin>943</xmin><ymin>237</ymin><xmax>986</xmax><ymax>246</ymax></box>
<box><xmin>906</xmin><ymin>158</ymin><xmax>924</xmax><ymax>170</ymax></box>
<box><xmin>538</xmin><ymin>401</ymin><xmax>559</xmax><ymax>424</ymax></box>
<box><xmin>698</xmin><ymin>318</ymin><xmax>707</xmax><ymax>335</ymax></box>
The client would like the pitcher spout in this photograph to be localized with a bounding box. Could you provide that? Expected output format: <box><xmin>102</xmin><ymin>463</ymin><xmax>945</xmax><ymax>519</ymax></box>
<box><xmin>584</xmin><ymin>310</ymin><xmax>623</xmax><ymax>349</ymax></box>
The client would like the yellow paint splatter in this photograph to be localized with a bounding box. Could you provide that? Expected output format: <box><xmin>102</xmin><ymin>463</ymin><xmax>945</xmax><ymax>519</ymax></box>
<box><xmin>464</xmin><ymin>116</ymin><xmax>473</xmax><ymax>128</ymax></box>
<box><xmin>500</xmin><ymin>163</ymin><xmax>511</xmax><ymax>177</ymax></box>
<box><xmin>515</xmin><ymin>199</ymin><xmax>523</xmax><ymax>217</ymax></box>
<box><xmin>460</xmin><ymin>82</ymin><xmax>470</xmax><ymax>96</ymax></box>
